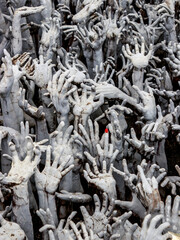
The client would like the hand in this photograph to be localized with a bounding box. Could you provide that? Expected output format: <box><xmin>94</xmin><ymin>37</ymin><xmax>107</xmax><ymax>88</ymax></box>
<box><xmin>0</xmin><ymin>50</ymin><xmax>14</xmax><ymax>98</ymax></box>
<box><xmin>122</xmin><ymin>36</ymin><xmax>153</xmax><ymax>69</ymax></box>
<box><xmin>50</xmin><ymin>121</ymin><xmax>74</xmax><ymax>166</ymax></box>
<box><xmin>0</xmin><ymin>215</ymin><xmax>27</xmax><ymax>240</ymax></box>
<box><xmin>101</xmin><ymin>7</ymin><xmax>121</xmax><ymax>42</ymax></box>
<box><xmin>96</xmin><ymin>129</ymin><xmax>119</xmax><ymax>169</ymax></box>
<box><xmin>133</xmin><ymin>85</ymin><xmax>157</xmax><ymax>123</ymax></box>
<box><xmin>163</xmin><ymin>42</ymin><xmax>180</xmax><ymax>77</ymax></box>
<box><xmin>141</xmin><ymin>105</ymin><xmax>168</xmax><ymax>142</ymax></box>
<box><xmin>11</xmin><ymin>53</ymin><xmax>35</xmax><ymax>83</ymax></box>
<box><xmin>70</xmin><ymin>221</ymin><xmax>97</xmax><ymax>240</ymax></box>
<box><xmin>37</xmin><ymin>208</ymin><xmax>56</xmax><ymax>233</ymax></box>
<box><xmin>35</xmin><ymin>146</ymin><xmax>74</xmax><ymax>194</ymax></box>
<box><xmin>10</xmin><ymin>121</ymin><xmax>30</xmax><ymax>159</ymax></box>
<box><xmin>72</xmin><ymin>119</ymin><xmax>100</xmax><ymax>156</ymax></box>
<box><xmin>113</xmin><ymin>160</ymin><xmax>165</xmax><ymax>214</ymax></box>
<box><xmin>160</xmin><ymin>195</ymin><xmax>180</xmax><ymax>232</ymax></box>
<box><xmin>2</xmin><ymin>137</ymin><xmax>41</xmax><ymax>186</ymax></box>
<box><xmin>37</xmin><ymin>209</ymin><xmax>77</xmax><ymax>239</ymax></box>
<box><xmin>57</xmin><ymin>53</ymin><xmax>87</xmax><ymax>83</ymax></box>
<box><xmin>160</xmin><ymin>168</ymin><xmax>180</xmax><ymax>195</ymax></box>
<box><xmin>56</xmin><ymin>212</ymin><xmax>76</xmax><ymax>240</ymax></box>
<box><xmin>69</xmin><ymin>86</ymin><xmax>104</xmax><ymax>127</ymax></box>
<box><xmin>91</xmin><ymin>81</ymin><xmax>123</xmax><ymax>99</ymax></box>
<box><xmin>136</xmin><ymin>165</ymin><xmax>162</xmax><ymax>213</ymax></box>
<box><xmin>140</xmin><ymin>214</ymin><xmax>171</xmax><ymax>240</ymax></box>
<box><xmin>40</xmin><ymin>17</ymin><xmax>61</xmax><ymax>54</ymax></box>
<box><xmin>72</xmin><ymin>0</ymin><xmax>104</xmax><ymax>23</ymax></box>
<box><xmin>124</xmin><ymin>128</ymin><xmax>155</xmax><ymax>156</ymax></box>
<box><xmin>47</xmin><ymin>70</ymin><xmax>76</xmax><ymax>115</ymax></box>
<box><xmin>111</xmin><ymin>211</ymin><xmax>135</xmax><ymax>237</ymax></box>
<box><xmin>115</xmin><ymin>193</ymin><xmax>146</xmax><ymax>219</ymax></box>
<box><xmin>83</xmin><ymin>154</ymin><xmax>117</xmax><ymax>199</ymax></box>
<box><xmin>30</xmin><ymin>55</ymin><xmax>54</xmax><ymax>89</ymax></box>
<box><xmin>18</xmin><ymin>88</ymin><xmax>45</xmax><ymax>120</ymax></box>
<box><xmin>9</xmin><ymin>121</ymin><xmax>47</xmax><ymax>159</ymax></box>
<box><xmin>80</xmin><ymin>193</ymin><xmax>114</xmax><ymax>235</ymax></box>
<box><xmin>76</xmin><ymin>21</ymin><xmax>106</xmax><ymax>50</ymax></box>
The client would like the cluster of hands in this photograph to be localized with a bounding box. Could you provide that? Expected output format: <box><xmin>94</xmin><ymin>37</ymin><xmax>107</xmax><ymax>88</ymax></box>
<box><xmin>0</xmin><ymin>0</ymin><xmax>180</xmax><ymax>239</ymax></box>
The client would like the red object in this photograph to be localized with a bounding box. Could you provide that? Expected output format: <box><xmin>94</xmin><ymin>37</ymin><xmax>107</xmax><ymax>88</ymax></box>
<box><xmin>105</xmin><ymin>128</ymin><xmax>108</xmax><ymax>133</ymax></box>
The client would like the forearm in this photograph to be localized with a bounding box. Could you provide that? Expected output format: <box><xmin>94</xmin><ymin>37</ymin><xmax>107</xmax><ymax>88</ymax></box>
<box><xmin>72</xmin><ymin>172</ymin><xmax>84</xmax><ymax>192</ymax></box>
<box><xmin>1</xmin><ymin>139</ymin><xmax>12</xmax><ymax>173</ymax></box>
<box><xmin>59</xmin><ymin>171</ymin><xmax>73</xmax><ymax>192</ymax></box>
<box><xmin>47</xmin><ymin>194</ymin><xmax>58</xmax><ymax>226</ymax></box>
<box><xmin>37</xmin><ymin>190</ymin><xmax>48</xmax><ymax>210</ymax></box>
<box><xmin>154</xmin><ymin>139</ymin><xmax>168</xmax><ymax>170</ymax></box>
<box><xmin>107</xmin><ymin>39</ymin><xmax>117</xmax><ymax>61</ymax></box>
<box><xmin>12</xmin><ymin>182</ymin><xmax>34</xmax><ymax>240</ymax></box>
<box><xmin>84</xmin><ymin>55</ymin><xmax>94</xmax><ymax>78</ymax></box>
<box><xmin>12</xmin><ymin>14</ymin><xmax>22</xmax><ymax>55</ymax></box>
<box><xmin>11</xmin><ymin>83</ymin><xmax>24</xmax><ymax>124</ymax></box>
<box><xmin>0</xmin><ymin>31</ymin><xmax>10</xmax><ymax>59</ymax></box>
<box><xmin>58</xmin><ymin>113</ymin><xmax>69</xmax><ymax>129</ymax></box>
<box><xmin>39</xmin><ymin>89</ymin><xmax>56</xmax><ymax>132</ymax></box>
<box><xmin>1</xmin><ymin>97</ymin><xmax>19</xmax><ymax>131</ymax></box>
<box><xmin>36</xmin><ymin>119</ymin><xmax>49</xmax><ymax>142</ymax></box>
<box><xmin>116</xmin><ymin>90</ymin><xmax>137</xmax><ymax>106</ymax></box>
<box><xmin>93</xmin><ymin>48</ymin><xmax>104</xmax><ymax>70</ymax></box>
<box><xmin>165</xmin><ymin>17</ymin><xmax>177</xmax><ymax>43</ymax></box>
<box><xmin>132</xmin><ymin>68</ymin><xmax>144</xmax><ymax>90</ymax></box>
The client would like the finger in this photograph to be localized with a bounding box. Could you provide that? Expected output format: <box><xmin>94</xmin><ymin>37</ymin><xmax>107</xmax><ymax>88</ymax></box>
<box><xmin>112</xmin><ymin>166</ymin><xmax>125</xmax><ymax>178</ymax></box>
<box><xmin>59</xmin><ymin>155</ymin><xmax>73</xmax><ymax>170</ymax></box>
<box><xmin>122</xmin><ymin>159</ymin><xmax>130</xmax><ymax>174</ymax></box>
<box><xmin>70</xmin><ymin>221</ymin><xmax>82</xmax><ymax>240</ymax></box>
<box><xmin>25</xmin><ymin>121</ymin><xmax>29</xmax><ymax>136</ymax></box>
<box><xmin>141</xmin><ymin>214</ymin><xmax>151</xmax><ymax>235</ymax></box>
<box><xmin>134</xmin><ymin>37</ymin><xmax>139</xmax><ymax>54</ymax></box>
<box><xmin>65</xmin><ymin>211</ymin><xmax>77</xmax><ymax>228</ymax></box>
<box><xmin>81</xmin><ymin>222</ymin><xmax>89</xmax><ymax>240</ymax></box>
<box><xmin>102</xmin><ymin>160</ymin><xmax>107</xmax><ymax>174</ymax></box>
<box><xmin>61</xmin><ymin>164</ymin><xmax>74</xmax><ymax>177</ymax></box>
<box><xmin>175</xmin><ymin>165</ymin><xmax>180</xmax><ymax>176</ymax></box>
<box><xmin>104</xmin><ymin>129</ymin><xmax>109</xmax><ymax>157</ymax></box>
<box><xmin>149</xmin><ymin>215</ymin><xmax>163</xmax><ymax>230</ymax></box>
<box><xmin>39</xmin><ymin>224</ymin><xmax>56</xmax><ymax>232</ymax></box>
<box><xmin>94</xmin><ymin>194</ymin><xmax>101</xmax><ymax>213</ymax></box>
<box><xmin>111</xmin><ymin>149</ymin><xmax>119</xmax><ymax>163</ymax></box>
<box><xmin>48</xmin><ymin>230</ymin><xmax>56</xmax><ymax>240</ymax></box>
<box><xmin>33</xmin><ymin>146</ymin><xmax>41</xmax><ymax>166</ymax></box>
<box><xmin>172</xmin><ymin>195</ymin><xmax>180</xmax><ymax>225</ymax></box>
<box><xmin>8</xmin><ymin>142</ymin><xmax>19</xmax><ymax>164</ymax></box>
<box><xmin>83</xmin><ymin>170</ymin><xmax>92</xmax><ymax>184</ymax></box>
<box><xmin>137</xmin><ymin>165</ymin><xmax>152</xmax><ymax>194</ymax></box>
<box><xmin>101</xmin><ymin>192</ymin><xmax>108</xmax><ymax>213</ymax></box>
<box><xmin>85</xmin><ymin>163</ymin><xmax>96</xmax><ymax>178</ymax></box>
<box><xmin>156</xmin><ymin>172</ymin><xmax>167</xmax><ymax>183</ymax></box>
<box><xmin>63</xmin><ymin>125</ymin><xmax>73</xmax><ymax>145</ymax></box>
<box><xmin>106</xmin><ymin>198</ymin><xmax>115</xmax><ymax>217</ymax></box>
<box><xmin>80</xmin><ymin>206</ymin><xmax>90</xmax><ymax>221</ymax></box>
<box><xmin>141</xmin><ymin>36</ymin><xmax>145</xmax><ymax>54</ymax></box>
<box><xmin>45</xmin><ymin>145</ymin><xmax>51</xmax><ymax>168</ymax></box>
<box><xmin>161</xmin><ymin>177</ymin><xmax>169</xmax><ymax>187</ymax></box>
<box><xmin>157</xmin><ymin>222</ymin><xmax>170</xmax><ymax>234</ymax></box>
<box><xmin>165</xmin><ymin>195</ymin><xmax>171</xmax><ymax>223</ymax></box>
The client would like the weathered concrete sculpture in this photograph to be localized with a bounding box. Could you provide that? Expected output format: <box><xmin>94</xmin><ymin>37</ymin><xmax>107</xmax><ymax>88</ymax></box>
<box><xmin>0</xmin><ymin>0</ymin><xmax>179</xmax><ymax>239</ymax></box>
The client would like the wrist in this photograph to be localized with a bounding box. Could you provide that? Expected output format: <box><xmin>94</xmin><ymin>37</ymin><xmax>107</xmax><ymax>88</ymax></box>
<box><xmin>13</xmin><ymin>182</ymin><xmax>29</xmax><ymax>206</ymax></box>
